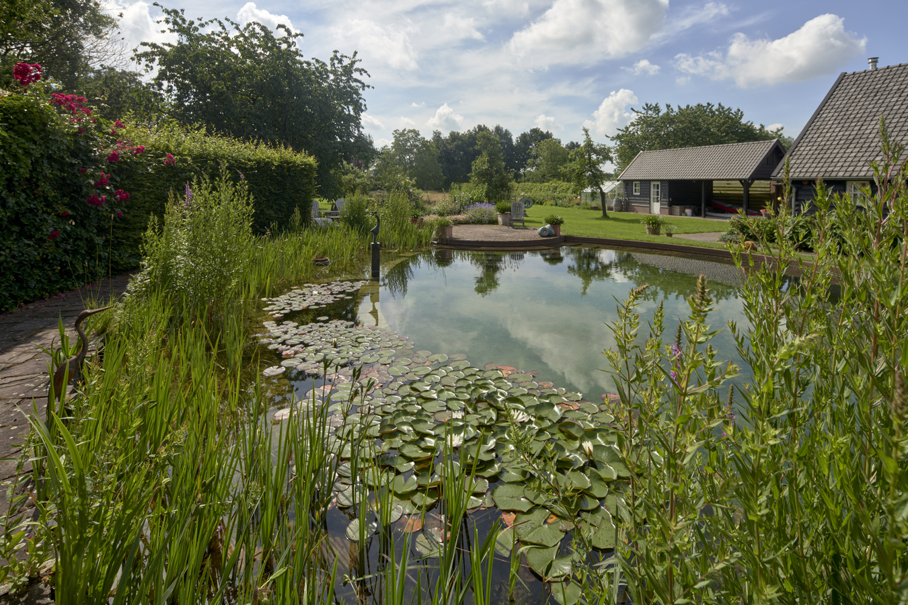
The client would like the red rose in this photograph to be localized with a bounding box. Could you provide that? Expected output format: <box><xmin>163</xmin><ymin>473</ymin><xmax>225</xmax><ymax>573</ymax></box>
<box><xmin>106</xmin><ymin>151</ymin><xmax>119</xmax><ymax>163</ymax></box>
<box><xmin>48</xmin><ymin>230</ymin><xmax>59</xmax><ymax>241</ymax></box>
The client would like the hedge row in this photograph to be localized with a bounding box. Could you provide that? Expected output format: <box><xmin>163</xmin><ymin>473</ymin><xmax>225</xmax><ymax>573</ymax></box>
<box><xmin>0</xmin><ymin>87</ymin><xmax>317</xmax><ymax>312</ymax></box>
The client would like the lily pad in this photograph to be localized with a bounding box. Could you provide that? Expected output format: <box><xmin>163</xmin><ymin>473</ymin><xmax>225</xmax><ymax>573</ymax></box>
<box><xmin>345</xmin><ymin>517</ymin><xmax>377</xmax><ymax>542</ymax></box>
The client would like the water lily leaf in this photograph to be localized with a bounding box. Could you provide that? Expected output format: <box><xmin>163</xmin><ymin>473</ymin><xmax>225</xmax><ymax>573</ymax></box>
<box><xmin>514</xmin><ymin>508</ymin><xmax>550</xmax><ymax>540</ymax></box>
<box><xmin>525</xmin><ymin>546</ymin><xmax>572</xmax><ymax>582</ymax></box>
<box><xmin>588</xmin><ymin>513</ymin><xmax>617</xmax><ymax>550</ymax></box>
<box><xmin>492</xmin><ymin>484</ymin><xmax>533</xmax><ymax>512</ymax></box>
<box><xmin>594</xmin><ymin>464</ymin><xmax>618</xmax><ymax>482</ymax></box>
<box><xmin>521</xmin><ymin>523</ymin><xmax>565</xmax><ymax>548</ymax></box>
<box><xmin>585</xmin><ymin>477</ymin><xmax>610</xmax><ymax>499</ymax></box>
<box><xmin>415</xmin><ymin>531</ymin><xmax>443</xmax><ymax>558</ymax></box>
<box><xmin>549</xmin><ymin>581</ymin><xmax>584</xmax><ymax>605</ymax></box>
<box><xmin>392</xmin><ymin>475</ymin><xmax>418</xmax><ymax>494</ymax></box>
<box><xmin>494</xmin><ymin>527</ymin><xmax>515</xmax><ymax>558</ymax></box>
<box><xmin>345</xmin><ymin>518</ymin><xmax>377</xmax><ymax>542</ymax></box>
<box><xmin>411</xmin><ymin>492</ymin><xmax>437</xmax><ymax>508</ymax></box>
<box><xmin>472</xmin><ymin>477</ymin><xmax>489</xmax><ymax>494</ymax></box>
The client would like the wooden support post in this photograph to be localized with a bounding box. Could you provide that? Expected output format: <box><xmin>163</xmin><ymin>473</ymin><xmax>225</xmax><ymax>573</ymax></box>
<box><xmin>701</xmin><ymin>181</ymin><xmax>706</xmax><ymax>218</ymax></box>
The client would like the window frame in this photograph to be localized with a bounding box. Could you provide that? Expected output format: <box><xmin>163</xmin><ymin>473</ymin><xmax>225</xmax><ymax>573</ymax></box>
<box><xmin>632</xmin><ymin>181</ymin><xmax>640</xmax><ymax>195</ymax></box>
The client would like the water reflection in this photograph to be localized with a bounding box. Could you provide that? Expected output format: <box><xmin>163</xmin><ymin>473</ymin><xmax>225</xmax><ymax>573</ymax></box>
<box><xmin>374</xmin><ymin>245</ymin><xmax>751</xmax><ymax>397</ymax></box>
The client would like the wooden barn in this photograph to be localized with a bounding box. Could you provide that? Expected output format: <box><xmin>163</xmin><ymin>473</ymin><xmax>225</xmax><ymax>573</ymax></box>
<box><xmin>771</xmin><ymin>59</ymin><xmax>908</xmax><ymax>210</ymax></box>
<box><xmin>616</xmin><ymin>139</ymin><xmax>786</xmax><ymax>216</ymax></box>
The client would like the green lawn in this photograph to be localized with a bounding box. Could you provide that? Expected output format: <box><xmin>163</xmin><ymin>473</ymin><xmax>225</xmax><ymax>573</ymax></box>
<box><xmin>525</xmin><ymin>205</ymin><xmax>731</xmax><ymax>250</ymax></box>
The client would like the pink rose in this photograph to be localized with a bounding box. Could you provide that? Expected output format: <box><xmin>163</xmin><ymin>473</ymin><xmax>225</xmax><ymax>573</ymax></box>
<box><xmin>106</xmin><ymin>151</ymin><xmax>119</xmax><ymax>163</ymax></box>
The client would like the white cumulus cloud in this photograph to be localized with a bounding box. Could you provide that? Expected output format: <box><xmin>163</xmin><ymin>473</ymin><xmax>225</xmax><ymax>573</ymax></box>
<box><xmin>400</xmin><ymin>117</ymin><xmax>416</xmax><ymax>127</ymax></box>
<box><xmin>508</xmin><ymin>0</ymin><xmax>668</xmax><ymax>66</ymax></box>
<box><xmin>102</xmin><ymin>0</ymin><xmax>176</xmax><ymax>53</ymax></box>
<box><xmin>426</xmin><ymin>104</ymin><xmax>464</xmax><ymax>131</ymax></box>
<box><xmin>362</xmin><ymin>114</ymin><xmax>384</xmax><ymax>129</ymax></box>
<box><xmin>443</xmin><ymin>13</ymin><xmax>484</xmax><ymax>41</ymax></box>
<box><xmin>237</xmin><ymin>2</ymin><xmax>295</xmax><ymax>32</ymax></box>
<box><xmin>673</xmin><ymin>14</ymin><xmax>866</xmax><ymax>88</ymax></box>
<box><xmin>627</xmin><ymin>59</ymin><xmax>660</xmax><ymax>75</ymax></box>
<box><xmin>336</xmin><ymin>19</ymin><xmax>418</xmax><ymax>71</ymax></box>
<box><xmin>534</xmin><ymin>114</ymin><xmax>561</xmax><ymax>132</ymax></box>
<box><xmin>583</xmin><ymin>89</ymin><xmax>638</xmax><ymax>137</ymax></box>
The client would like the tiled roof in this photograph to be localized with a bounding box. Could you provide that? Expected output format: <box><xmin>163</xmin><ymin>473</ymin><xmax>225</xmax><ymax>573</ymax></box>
<box><xmin>617</xmin><ymin>139</ymin><xmax>783</xmax><ymax>181</ymax></box>
<box><xmin>773</xmin><ymin>62</ymin><xmax>908</xmax><ymax>179</ymax></box>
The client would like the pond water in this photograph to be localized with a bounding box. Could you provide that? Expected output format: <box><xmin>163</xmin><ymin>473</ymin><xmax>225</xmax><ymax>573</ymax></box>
<box><xmin>373</xmin><ymin>246</ymin><xmax>750</xmax><ymax>398</ymax></box>
<box><xmin>253</xmin><ymin>245</ymin><xmax>753</xmax><ymax>605</ymax></box>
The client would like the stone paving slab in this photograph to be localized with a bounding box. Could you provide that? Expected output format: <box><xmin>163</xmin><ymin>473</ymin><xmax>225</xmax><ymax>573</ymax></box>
<box><xmin>0</xmin><ymin>274</ymin><xmax>132</xmax><ymax>527</ymax></box>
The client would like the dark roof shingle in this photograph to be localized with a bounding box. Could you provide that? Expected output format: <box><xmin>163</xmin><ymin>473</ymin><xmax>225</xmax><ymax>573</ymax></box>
<box><xmin>617</xmin><ymin>139</ymin><xmax>783</xmax><ymax>181</ymax></box>
<box><xmin>773</xmin><ymin>62</ymin><xmax>908</xmax><ymax>179</ymax></box>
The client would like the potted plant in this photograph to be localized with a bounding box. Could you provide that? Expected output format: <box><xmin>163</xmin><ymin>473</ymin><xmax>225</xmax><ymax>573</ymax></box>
<box><xmin>641</xmin><ymin>214</ymin><xmax>665</xmax><ymax>235</ymax></box>
<box><xmin>544</xmin><ymin>214</ymin><xmax>564</xmax><ymax>236</ymax></box>
<box><xmin>496</xmin><ymin>201</ymin><xmax>511</xmax><ymax>226</ymax></box>
<box><xmin>435</xmin><ymin>216</ymin><xmax>454</xmax><ymax>240</ymax></box>
<box><xmin>664</xmin><ymin>224</ymin><xmax>677</xmax><ymax>237</ymax></box>
<box><xmin>410</xmin><ymin>211</ymin><xmax>424</xmax><ymax>226</ymax></box>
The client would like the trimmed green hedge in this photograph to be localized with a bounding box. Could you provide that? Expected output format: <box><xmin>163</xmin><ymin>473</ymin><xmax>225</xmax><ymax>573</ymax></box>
<box><xmin>113</xmin><ymin>123</ymin><xmax>318</xmax><ymax>269</ymax></box>
<box><xmin>0</xmin><ymin>87</ymin><xmax>317</xmax><ymax>312</ymax></box>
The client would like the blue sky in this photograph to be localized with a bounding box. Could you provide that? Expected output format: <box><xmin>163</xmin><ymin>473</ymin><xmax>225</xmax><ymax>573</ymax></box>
<box><xmin>106</xmin><ymin>0</ymin><xmax>904</xmax><ymax>151</ymax></box>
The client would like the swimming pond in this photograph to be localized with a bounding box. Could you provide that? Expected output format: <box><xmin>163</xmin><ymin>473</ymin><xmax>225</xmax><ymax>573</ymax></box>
<box><xmin>372</xmin><ymin>246</ymin><xmax>750</xmax><ymax>397</ymax></box>
<box><xmin>253</xmin><ymin>245</ymin><xmax>752</xmax><ymax>604</ymax></box>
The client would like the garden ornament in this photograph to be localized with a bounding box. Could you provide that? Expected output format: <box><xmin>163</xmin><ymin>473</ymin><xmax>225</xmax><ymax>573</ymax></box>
<box><xmin>47</xmin><ymin>306</ymin><xmax>111</xmax><ymax>420</ymax></box>
<box><xmin>370</xmin><ymin>211</ymin><xmax>380</xmax><ymax>243</ymax></box>
<box><xmin>538</xmin><ymin>225</ymin><xmax>555</xmax><ymax>237</ymax></box>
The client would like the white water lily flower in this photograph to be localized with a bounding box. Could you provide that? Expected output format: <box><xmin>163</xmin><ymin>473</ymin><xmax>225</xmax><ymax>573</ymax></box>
<box><xmin>582</xmin><ymin>440</ymin><xmax>595</xmax><ymax>458</ymax></box>
<box><xmin>452</xmin><ymin>410</ymin><xmax>464</xmax><ymax>419</ymax></box>
<box><xmin>446</xmin><ymin>433</ymin><xmax>464</xmax><ymax>448</ymax></box>
<box><xmin>511</xmin><ymin>410</ymin><xmax>530</xmax><ymax>424</ymax></box>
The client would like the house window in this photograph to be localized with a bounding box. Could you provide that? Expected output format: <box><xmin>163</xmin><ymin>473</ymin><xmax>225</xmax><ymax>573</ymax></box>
<box><xmin>633</xmin><ymin>181</ymin><xmax>640</xmax><ymax>195</ymax></box>
<box><xmin>846</xmin><ymin>181</ymin><xmax>871</xmax><ymax>205</ymax></box>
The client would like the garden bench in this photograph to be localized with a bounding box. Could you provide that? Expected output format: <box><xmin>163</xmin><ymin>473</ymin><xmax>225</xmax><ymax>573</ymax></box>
<box><xmin>510</xmin><ymin>201</ymin><xmax>527</xmax><ymax>228</ymax></box>
<box><xmin>311</xmin><ymin>202</ymin><xmax>332</xmax><ymax>227</ymax></box>
<box><xmin>326</xmin><ymin>198</ymin><xmax>345</xmax><ymax>219</ymax></box>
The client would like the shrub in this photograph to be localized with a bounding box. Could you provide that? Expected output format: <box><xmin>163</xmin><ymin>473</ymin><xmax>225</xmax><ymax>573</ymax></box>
<box><xmin>430</xmin><ymin>196</ymin><xmax>462</xmax><ymax>217</ymax></box>
<box><xmin>462</xmin><ymin>203</ymin><xmax>497</xmax><ymax>224</ymax></box>
<box><xmin>543</xmin><ymin>214</ymin><xmax>564</xmax><ymax>226</ymax></box>
<box><xmin>495</xmin><ymin>201</ymin><xmax>511</xmax><ymax>214</ymax></box>
<box><xmin>640</xmin><ymin>214</ymin><xmax>665</xmax><ymax>228</ymax></box>
<box><xmin>129</xmin><ymin>169</ymin><xmax>254</xmax><ymax>320</ymax></box>
<box><xmin>339</xmin><ymin>194</ymin><xmax>372</xmax><ymax>236</ymax></box>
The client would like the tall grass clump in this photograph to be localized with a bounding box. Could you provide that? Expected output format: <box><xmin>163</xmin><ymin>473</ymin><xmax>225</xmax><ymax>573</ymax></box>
<box><xmin>130</xmin><ymin>168</ymin><xmax>254</xmax><ymax>322</ymax></box>
<box><xmin>599</xmin><ymin>118</ymin><xmax>908</xmax><ymax>602</ymax></box>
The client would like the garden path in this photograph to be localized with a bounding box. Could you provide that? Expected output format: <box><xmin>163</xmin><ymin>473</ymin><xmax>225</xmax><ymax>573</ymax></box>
<box><xmin>0</xmin><ymin>274</ymin><xmax>132</xmax><ymax>523</ymax></box>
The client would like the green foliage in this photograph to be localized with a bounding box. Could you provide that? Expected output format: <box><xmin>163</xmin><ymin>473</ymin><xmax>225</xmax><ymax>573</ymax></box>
<box><xmin>0</xmin><ymin>89</ymin><xmax>116</xmax><ymax>311</ymax></box>
<box><xmin>0</xmin><ymin>0</ymin><xmax>121</xmax><ymax>89</ymax></box>
<box><xmin>639</xmin><ymin>214</ymin><xmax>665</xmax><ymax>228</ymax></box>
<box><xmin>339</xmin><ymin>193</ymin><xmax>372</xmax><ymax>236</ymax></box>
<box><xmin>543</xmin><ymin>214</ymin><xmax>564</xmax><ymax>226</ymax></box>
<box><xmin>603</xmin><ymin>121</ymin><xmax>908</xmax><ymax>602</ymax></box>
<box><xmin>611</xmin><ymin>102</ymin><xmax>787</xmax><ymax>173</ymax></box>
<box><xmin>495</xmin><ymin>201</ymin><xmax>511</xmax><ymax>214</ymax></box>
<box><xmin>470</xmin><ymin>131</ymin><xmax>511</xmax><ymax>203</ymax></box>
<box><xmin>134</xmin><ymin>7</ymin><xmax>370</xmax><ymax>197</ymax></box>
<box><xmin>523</xmin><ymin>138</ymin><xmax>569</xmax><ymax>183</ymax></box>
<box><xmin>118</xmin><ymin>121</ymin><xmax>318</xmax><ymax>243</ymax></box>
<box><xmin>375</xmin><ymin>129</ymin><xmax>443</xmax><ymax>191</ymax></box>
<box><xmin>131</xmin><ymin>169</ymin><xmax>254</xmax><ymax>320</ymax></box>
<box><xmin>338</xmin><ymin>160</ymin><xmax>375</xmax><ymax>196</ymax></box>
<box><xmin>565</xmin><ymin>127</ymin><xmax>613</xmax><ymax>218</ymax></box>
<box><xmin>75</xmin><ymin>66</ymin><xmax>169</xmax><ymax>125</ymax></box>
<box><xmin>511</xmin><ymin>181</ymin><xmax>575</xmax><ymax>206</ymax></box>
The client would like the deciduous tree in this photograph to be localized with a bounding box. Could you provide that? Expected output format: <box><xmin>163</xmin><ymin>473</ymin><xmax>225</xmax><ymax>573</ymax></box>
<box><xmin>565</xmin><ymin>127</ymin><xmax>613</xmax><ymax>217</ymax></box>
<box><xmin>470</xmin><ymin>130</ymin><xmax>510</xmax><ymax>203</ymax></box>
<box><xmin>611</xmin><ymin>102</ymin><xmax>788</xmax><ymax>173</ymax></box>
<box><xmin>134</xmin><ymin>7</ymin><xmax>370</xmax><ymax>196</ymax></box>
